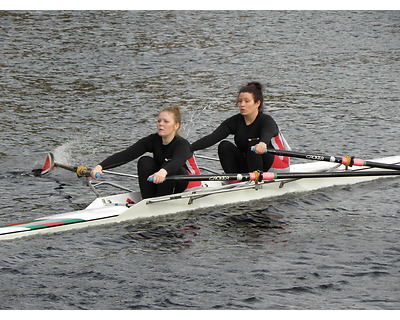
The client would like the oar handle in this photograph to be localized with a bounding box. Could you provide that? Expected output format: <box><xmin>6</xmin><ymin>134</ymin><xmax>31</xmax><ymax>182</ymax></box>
<box><xmin>81</xmin><ymin>169</ymin><xmax>101</xmax><ymax>178</ymax></box>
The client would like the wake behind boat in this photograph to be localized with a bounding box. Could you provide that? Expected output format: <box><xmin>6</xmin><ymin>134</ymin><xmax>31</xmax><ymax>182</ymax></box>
<box><xmin>1</xmin><ymin>153</ymin><xmax>400</xmax><ymax>241</ymax></box>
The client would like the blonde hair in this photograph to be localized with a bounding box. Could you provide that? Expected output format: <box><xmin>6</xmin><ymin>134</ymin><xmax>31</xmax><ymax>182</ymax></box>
<box><xmin>159</xmin><ymin>105</ymin><xmax>182</xmax><ymax>134</ymax></box>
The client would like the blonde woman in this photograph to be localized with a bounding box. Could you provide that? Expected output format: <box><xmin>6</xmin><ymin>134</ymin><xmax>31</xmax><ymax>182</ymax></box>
<box><xmin>91</xmin><ymin>106</ymin><xmax>200</xmax><ymax>198</ymax></box>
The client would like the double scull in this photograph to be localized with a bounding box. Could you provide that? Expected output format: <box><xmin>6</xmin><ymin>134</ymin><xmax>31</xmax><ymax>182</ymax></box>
<box><xmin>1</xmin><ymin>153</ymin><xmax>399</xmax><ymax>241</ymax></box>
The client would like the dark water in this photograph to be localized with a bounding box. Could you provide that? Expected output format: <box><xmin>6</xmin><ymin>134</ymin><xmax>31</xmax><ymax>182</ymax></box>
<box><xmin>0</xmin><ymin>11</ymin><xmax>399</xmax><ymax>310</ymax></box>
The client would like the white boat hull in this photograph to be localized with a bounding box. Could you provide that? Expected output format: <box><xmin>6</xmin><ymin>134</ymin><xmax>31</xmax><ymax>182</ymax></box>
<box><xmin>1</xmin><ymin>156</ymin><xmax>399</xmax><ymax>240</ymax></box>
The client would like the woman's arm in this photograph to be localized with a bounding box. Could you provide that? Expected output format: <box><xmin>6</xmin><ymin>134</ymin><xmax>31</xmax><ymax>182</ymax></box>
<box><xmin>191</xmin><ymin>119</ymin><xmax>233</xmax><ymax>151</ymax></box>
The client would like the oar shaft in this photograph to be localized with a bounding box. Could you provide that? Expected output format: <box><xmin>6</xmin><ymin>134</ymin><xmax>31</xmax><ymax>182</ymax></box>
<box><xmin>267</xmin><ymin>170</ymin><xmax>400</xmax><ymax>180</ymax></box>
<box><xmin>157</xmin><ymin>173</ymin><xmax>252</xmax><ymax>182</ymax></box>
<box><xmin>159</xmin><ymin>170</ymin><xmax>400</xmax><ymax>182</ymax></box>
<box><xmin>362</xmin><ymin>160</ymin><xmax>400</xmax><ymax>171</ymax></box>
<box><xmin>54</xmin><ymin>163</ymin><xmax>92</xmax><ymax>177</ymax></box>
<box><xmin>54</xmin><ymin>163</ymin><xmax>76</xmax><ymax>173</ymax></box>
<box><xmin>264</xmin><ymin>149</ymin><xmax>400</xmax><ymax>171</ymax></box>
<box><xmin>53</xmin><ymin>161</ymin><xmax>136</xmax><ymax>179</ymax></box>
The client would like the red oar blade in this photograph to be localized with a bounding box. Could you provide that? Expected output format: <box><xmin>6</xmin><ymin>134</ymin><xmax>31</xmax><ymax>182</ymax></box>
<box><xmin>41</xmin><ymin>153</ymin><xmax>55</xmax><ymax>176</ymax></box>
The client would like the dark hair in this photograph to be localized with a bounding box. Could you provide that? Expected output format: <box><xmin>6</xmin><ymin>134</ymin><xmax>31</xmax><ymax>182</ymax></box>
<box><xmin>238</xmin><ymin>82</ymin><xmax>264</xmax><ymax>112</ymax></box>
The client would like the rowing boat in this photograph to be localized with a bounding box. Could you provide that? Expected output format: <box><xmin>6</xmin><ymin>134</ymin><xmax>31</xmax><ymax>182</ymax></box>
<box><xmin>1</xmin><ymin>154</ymin><xmax>400</xmax><ymax>241</ymax></box>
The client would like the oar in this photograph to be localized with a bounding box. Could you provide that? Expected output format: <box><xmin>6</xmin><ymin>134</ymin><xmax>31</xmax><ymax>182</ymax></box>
<box><xmin>257</xmin><ymin>148</ymin><xmax>400</xmax><ymax>171</ymax></box>
<box><xmin>150</xmin><ymin>170</ymin><xmax>400</xmax><ymax>183</ymax></box>
<box><xmin>41</xmin><ymin>152</ymin><xmax>93</xmax><ymax>177</ymax></box>
<box><xmin>41</xmin><ymin>153</ymin><xmax>138</xmax><ymax>179</ymax></box>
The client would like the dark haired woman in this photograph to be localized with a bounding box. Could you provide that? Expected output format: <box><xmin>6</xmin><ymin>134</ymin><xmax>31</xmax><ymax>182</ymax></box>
<box><xmin>91</xmin><ymin>106</ymin><xmax>201</xmax><ymax>199</ymax></box>
<box><xmin>191</xmin><ymin>82</ymin><xmax>290</xmax><ymax>174</ymax></box>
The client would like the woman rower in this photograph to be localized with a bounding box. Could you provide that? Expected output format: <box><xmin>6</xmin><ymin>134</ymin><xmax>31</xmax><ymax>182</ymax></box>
<box><xmin>191</xmin><ymin>82</ymin><xmax>290</xmax><ymax>174</ymax></box>
<box><xmin>91</xmin><ymin>106</ymin><xmax>201</xmax><ymax>199</ymax></box>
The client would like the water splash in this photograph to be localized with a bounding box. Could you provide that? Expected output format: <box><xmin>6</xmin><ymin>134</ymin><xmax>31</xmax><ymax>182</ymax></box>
<box><xmin>52</xmin><ymin>142</ymin><xmax>75</xmax><ymax>165</ymax></box>
<box><xmin>182</xmin><ymin>103</ymin><xmax>210</xmax><ymax>140</ymax></box>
